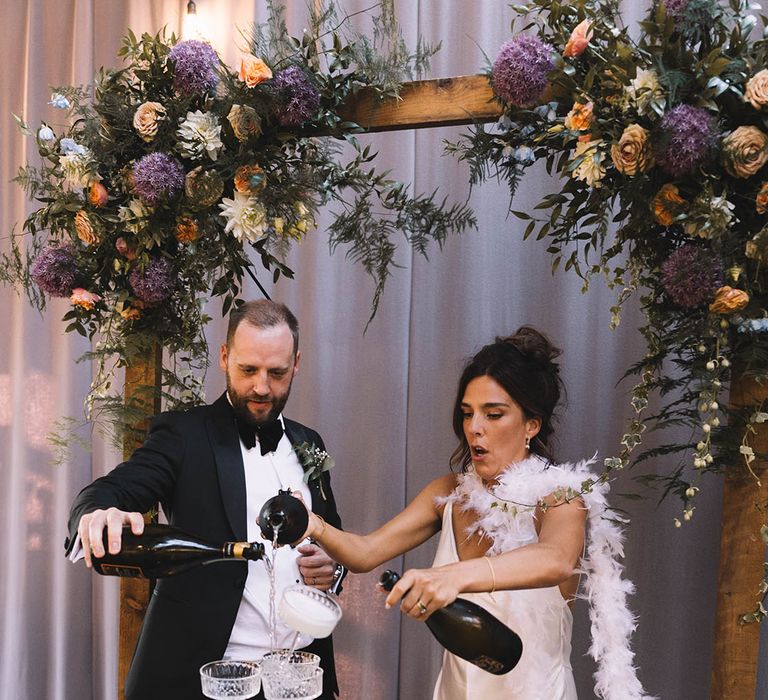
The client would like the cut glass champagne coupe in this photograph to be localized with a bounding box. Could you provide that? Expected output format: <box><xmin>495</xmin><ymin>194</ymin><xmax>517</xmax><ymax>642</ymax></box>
<box><xmin>261</xmin><ymin>666</ymin><xmax>323</xmax><ymax>700</ymax></box>
<box><xmin>199</xmin><ymin>660</ymin><xmax>261</xmax><ymax>699</ymax></box>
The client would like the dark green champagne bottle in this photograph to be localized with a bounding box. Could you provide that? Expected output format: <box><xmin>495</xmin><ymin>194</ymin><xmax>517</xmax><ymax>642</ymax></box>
<box><xmin>379</xmin><ymin>570</ymin><xmax>523</xmax><ymax>675</ymax></box>
<box><xmin>92</xmin><ymin>523</ymin><xmax>265</xmax><ymax>578</ymax></box>
<box><xmin>257</xmin><ymin>489</ymin><xmax>309</xmax><ymax>545</ymax></box>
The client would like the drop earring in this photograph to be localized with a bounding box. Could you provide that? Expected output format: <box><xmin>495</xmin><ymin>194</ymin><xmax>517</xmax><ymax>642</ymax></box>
<box><xmin>525</xmin><ymin>435</ymin><xmax>531</xmax><ymax>450</ymax></box>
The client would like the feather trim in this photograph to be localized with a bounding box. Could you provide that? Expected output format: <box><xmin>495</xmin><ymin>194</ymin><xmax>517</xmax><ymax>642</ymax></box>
<box><xmin>441</xmin><ymin>455</ymin><xmax>655</xmax><ymax>700</ymax></box>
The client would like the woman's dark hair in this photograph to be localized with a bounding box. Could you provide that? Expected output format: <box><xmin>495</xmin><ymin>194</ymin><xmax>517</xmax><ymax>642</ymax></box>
<box><xmin>450</xmin><ymin>326</ymin><xmax>565</xmax><ymax>470</ymax></box>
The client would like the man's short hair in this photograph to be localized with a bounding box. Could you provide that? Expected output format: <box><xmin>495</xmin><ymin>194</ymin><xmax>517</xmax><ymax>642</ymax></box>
<box><xmin>226</xmin><ymin>300</ymin><xmax>299</xmax><ymax>354</ymax></box>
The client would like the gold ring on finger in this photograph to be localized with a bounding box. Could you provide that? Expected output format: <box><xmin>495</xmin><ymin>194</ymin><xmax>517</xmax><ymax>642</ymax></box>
<box><xmin>416</xmin><ymin>600</ymin><xmax>428</xmax><ymax>615</ymax></box>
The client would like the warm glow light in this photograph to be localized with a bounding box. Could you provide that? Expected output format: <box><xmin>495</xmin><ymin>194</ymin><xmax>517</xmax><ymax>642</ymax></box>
<box><xmin>182</xmin><ymin>0</ymin><xmax>204</xmax><ymax>41</ymax></box>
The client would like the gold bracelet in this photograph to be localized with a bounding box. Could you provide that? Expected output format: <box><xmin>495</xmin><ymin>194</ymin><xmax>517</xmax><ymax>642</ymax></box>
<box><xmin>314</xmin><ymin>514</ymin><xmax>327</xmax><ymax>541</ymax></box>
<box><xmin>483</xmin><ymin>556</ymin><xmax>496</xmax><ymax>594</ymax></box>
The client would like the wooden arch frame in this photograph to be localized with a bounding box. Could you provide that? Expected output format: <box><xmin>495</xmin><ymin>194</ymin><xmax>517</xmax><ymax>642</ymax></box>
<box><xmin>118</xmin><ymin>75</ymin><xmax>766</xmax><ymax>699</ymax></box>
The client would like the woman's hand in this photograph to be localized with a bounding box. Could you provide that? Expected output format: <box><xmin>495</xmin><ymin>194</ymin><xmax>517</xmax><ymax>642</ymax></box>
<box><xmin>381</xmin><ymin>567</ymin><xmax>460</xmax><ymax>620</ymax></box>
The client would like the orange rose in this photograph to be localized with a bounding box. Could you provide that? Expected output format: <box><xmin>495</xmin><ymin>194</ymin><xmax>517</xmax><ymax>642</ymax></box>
<box><xmin>120</xmin><ymin>306</ymin><xmax>142</xmax><ymax>321</ymax></box>
<box><xmin>610</xmin><ymin>124</ymin><xmax>654</xmax><ymax>176</ymax></box>
<box><xmin>709</xmin><ymin>286</ymin><xmax>749</xmax><ymax>313</ymax></box>
<box><xmin>564</xmin><ymin>101</ymin><xmax>593</xmax><ymax>132</ymax></box>
<box><xmin>70</xmin><ymin>288</ymin><xmax>100</xmax><ymax>310</ymax></box>
<box><xmin>238</xmin><ymin>55</ymin><xmax>272</xmax><ymax>88</ymax></box>
<box><xmin>74</xmin><ymin>210</ymin><xmax>99</xmax><ymax>246</ymax></box>
<box><xmin>756</xmin><ymin>182</ymin><xmax>768</xmax><ymax>214</ymax></box>
<box><xmin>745</xmin><ymin>69</ymin><xmax>768</xmax><ymax>110</ymax></box>
<box><xmin>175</xmin><ymin>216</ymin><xmax>200</xmax><ymax>243</ymax></box>
<box><xmin>88</xmin><ymin>182</ymin><xmax>108</xmax><ymax>208</ymax></box>
<box><xmin>722</xmin><ymin>126</ymin><xmax>768</xmax><ymax>179</ymax></box>
<box><xmin>652</xmin><ymin>184</ymin><xmax>686</xmax><ymax>226</ymax></box>
<box><xmin>563</xmin><ymin>19</ymin><xmax>593</xmax><ymax>58</ymax></box>
<box><xmin>234</xmin><ymin>164</ymin><xmax>267</xmax><ymax>195</ymax></box>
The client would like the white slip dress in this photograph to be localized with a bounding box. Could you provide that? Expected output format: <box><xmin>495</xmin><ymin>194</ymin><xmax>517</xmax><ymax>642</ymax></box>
<box><xmin>431</xmin><ymin>501</ymin><xmax>578</xmax><ymax>700</ymax></box>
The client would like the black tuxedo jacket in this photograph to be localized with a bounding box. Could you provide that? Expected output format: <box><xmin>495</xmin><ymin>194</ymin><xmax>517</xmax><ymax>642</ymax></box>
<box><xmin>65</xmin><ymin>393</ymin><xmax>343</xmax><ymax>700</ymax></box>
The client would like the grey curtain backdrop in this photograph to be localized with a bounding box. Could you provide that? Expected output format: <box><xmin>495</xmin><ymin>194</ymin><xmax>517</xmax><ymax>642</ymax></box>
<box><xmin>1</xmin><ymin>1</ymin><xmax>766</xmax><ymax>698</ymax></box>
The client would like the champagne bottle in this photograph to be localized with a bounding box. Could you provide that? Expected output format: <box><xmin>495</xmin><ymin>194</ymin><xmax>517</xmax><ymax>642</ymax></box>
<box><xmin>258</xmin><ymin>488</ymin><xmax>309</xmax><ymax>545</ymax></box>
<box><xmin>92</xmin><ymin>523</ymin><xmax>265</xmax><ymax>578</ymax></box>
<box><xmin>379</xmin><ymin>570</ymin><xmax>523</xmax><ymax>675</ymax></box>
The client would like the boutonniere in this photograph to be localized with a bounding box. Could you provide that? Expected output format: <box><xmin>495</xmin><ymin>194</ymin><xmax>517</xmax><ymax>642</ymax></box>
<box><xmin>293</xmin><ymin>442</ymin><xmax>335</xmax><ymax>500</ymax></box>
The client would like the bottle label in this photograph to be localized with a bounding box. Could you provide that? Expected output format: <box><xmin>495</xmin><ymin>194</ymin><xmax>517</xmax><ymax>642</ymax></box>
<box><xmin>95</xmin><ymin>564</ymin><xmax>145</xmax><ymax>578</ymax></box>
<box><xmin>470</xmin><ymin>656</ymin><xmax>506</xmax><ymax>674</ymax></box>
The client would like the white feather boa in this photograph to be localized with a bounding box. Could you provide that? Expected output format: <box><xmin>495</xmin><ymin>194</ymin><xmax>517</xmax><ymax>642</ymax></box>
<box><xmin>442</xmin><ymin>454</ymin><xmax>654</xmax><ymax>700</ymax></box>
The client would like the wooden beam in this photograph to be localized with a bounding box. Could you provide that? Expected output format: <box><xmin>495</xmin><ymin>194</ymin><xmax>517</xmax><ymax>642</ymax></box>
<box><xmin>711</xmin><ymin>371</ymin><xmax>768</xmax><ymax>700</ymax></box>
<box><xmin>118</xmin><ymin>343</ymin><xmax>162</xmax><ymax>700</ymax></box>
<box><xmin>339</xmin><ymin>74</ymin><xmax>501</xmax><ymax>132</ymax></box>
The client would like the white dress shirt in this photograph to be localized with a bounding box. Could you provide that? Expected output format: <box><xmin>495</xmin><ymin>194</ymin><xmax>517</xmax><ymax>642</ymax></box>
<box><xmin>223</xmin><ymin>415</ymin><xmax>314</xmax><ymax>660</ymax></box>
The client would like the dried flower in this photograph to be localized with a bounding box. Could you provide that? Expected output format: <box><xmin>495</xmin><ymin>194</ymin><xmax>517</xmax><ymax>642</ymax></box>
<box><xmin>219</xmin><ymin>192</ymin><xmax>268</xmax><ymax>242</ymax></box>
<box><xmin>117</xmin><ymin>199</ymin><xmax>150</xmax><ymax>235</ymax></box>
<box><xmin>627</xmin><ymin>68</ymin><xmax>663</xmax><ymax>117</ymax></box>
<box><xmin>70</xmin><ymin>288</ymin><xmax>100</xmax><ymax>310</ymax></box>
<box><xmin>611</xmin><ymin>124</ymin><xmax>653</xmax><ymax>175</ymax></box>
<box><xmin>661</xmin><ymin>244</ymin><xmax>723</xmax><ymax>308</ymax></box>
<box><xmin>129</xmin><ymin>257</ymin><xmax>174</xmax><ymax>304</ymax></box>
<box><xmin>564</xmin><ymin>101</ymin><xmax>594</xmax><ymax>133</ymax></box>
<box><xmin>227</xmin><ymin>104</ymin><xmax>262</xmax><ymax>141</ymax></box>
<box><xmin>238</xmin><ymin>55</ymin><xmax>272</xmax><ymax>87</ymax></box>
<box><xmin>60</xmin><ymin>152</ymin><xmax>93</xmax><ymax>188</ymax></box>
<box><xmin>722</xmin><ymin>126</ymin><xmax>768</xmax><ymax>179</ymax></box>
<box><xmin>272</xmin><ymin>66</ymin><xmax>321</xmax><ymax>127</ymax></box>
<box><xmin>168</xmin><ymin>40</ymin><xmax>219</xmax><ymax>96</ymax></box>
<box><xmin>88</xmin><ymin>182</ymin><xmax>108</xmax><ymax>208</ymax></box>
<box><xmin>653</xmin><ymin>183</ymin><xmax>686</xmax><ymax>226</ymax></box>
<box><xmin>683</xmin><ymin>193</ymin><xmax>734</xmax><ymax>239</ymax></box>
<box><xmin>30</xmin><ymin>244</ymin><xmax>78</xmax><ymax>297</ymax></box>
<box><xmin>756</xmin><ymin>182</ymin><xmax>768</xmax><ymax>214</ymax></box>
<box><xmin>176</xmin><ymin>110</ymin><xmax>223</xmax><ymax>161</ymax></box>
<box><xmin>133</xmin><ymin>101</ymin><xmax>166</xmax><ymax>142</ymax></box>
<box><xmin>119</xmin><ymin>305</ymin><xmax>143</xmax><ymax>321</ymax></box>
<box><xmin>656</xmin><ymin>105</ymin><xmax>717</xmax><ymax>177</ymax></box>
<box><xmin>491</xmin><ymin>35</ymin><xmax>555</xmax><ymax>108</ymax></box>
<box><xmin>571</xmin><ymin>139</ymin><xmax>605</xmax><ymax>187</ymax></box>
<box><xmin>74</xmin><ymin>210</ymin><xmax>100</xmax><ymax>246</ymax></box>
<box><xmin>563</xmin><ymin>19</ymin><xmax>593</xmax><ymax>58</ymax></box>
<box><xmin>132</xmin><ymin>153</ymin><xmax>185</xmax><ymax>204</ymax></box>
<box><xmin>234</xmin><ymin>165</ymin><xmax>266</xmax><ymax>195</ymax></box>
<box><xmin>709</xmin><ymin>285</ymin><xmax>749</xmax><ymax>313</ymax></box>
<box><xmin>184</xmin><ymin>166</ymin><xmax>224</xmax><ymax>208</ymax></box>
<box><xmin>175</xmin><ymin>216</ymin><xmax>200</xmax><ymax>243</ymax></box>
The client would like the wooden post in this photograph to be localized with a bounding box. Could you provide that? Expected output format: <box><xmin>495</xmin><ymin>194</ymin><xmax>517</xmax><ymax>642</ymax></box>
<box><xmin>711</xmin><ymin>371</ymin><xmax>768</xmax><ymax>700</ymax></box>
<box><xmin>118</xmin><ymin>342</ymin><xmax>162</xmax><ymax>700</ymax></box>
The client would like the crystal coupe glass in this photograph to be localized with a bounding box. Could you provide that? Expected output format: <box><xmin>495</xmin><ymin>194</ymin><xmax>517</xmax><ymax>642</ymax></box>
<box><xmin>200</xmin><ymin>660</ymin><xmax>261</xmax><ymax>699</ymax></box>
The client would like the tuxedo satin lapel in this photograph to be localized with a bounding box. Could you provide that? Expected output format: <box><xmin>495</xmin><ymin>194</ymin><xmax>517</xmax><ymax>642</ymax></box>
<box><xmin>284</xmin><ymin>421</ymin><xmax>328</xmax><ymax>515</ymax></box>
<box><xmin>207</xmin><ymin>394</ymin><xmax>248</xmax><ymax>541</ymax></box>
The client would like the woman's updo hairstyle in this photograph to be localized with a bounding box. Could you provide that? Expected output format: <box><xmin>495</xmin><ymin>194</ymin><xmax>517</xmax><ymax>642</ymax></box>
<box><xmin>450</xmin><ymin>326</ymin><xmax>565</xmax><ymax>470</ymax></box>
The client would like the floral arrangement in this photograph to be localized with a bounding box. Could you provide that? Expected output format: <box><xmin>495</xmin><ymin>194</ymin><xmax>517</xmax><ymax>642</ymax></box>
<box><xmin>448</xmin><ymin>0</ymin><xmax>768</xmax><ymax>621</ymax></box>
<box><xmin>6</xmin><ymin>1</ymin><xmax>473</xmax><ymax>435</ymax></box>
<box><xmin>294</xmin><ymin>441</ymin><xmax>335</xmax><ymax>499</ymax></box>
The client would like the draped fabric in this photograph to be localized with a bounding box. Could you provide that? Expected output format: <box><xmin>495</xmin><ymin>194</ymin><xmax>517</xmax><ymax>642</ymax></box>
<box><xmin>0</xmin><ymin>1</ymin><xmax>765</xmax><ymax>698</ymax></box>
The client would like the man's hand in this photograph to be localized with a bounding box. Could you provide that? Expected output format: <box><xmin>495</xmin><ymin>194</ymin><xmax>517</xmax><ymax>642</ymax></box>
<box><xmin>77</xmin><ymin>508</ymin><xmax>144</xmax><ymax>568</ymax></box>
<box><xmin>296</xmin><ymin>542</ymin><xmax>337</xmax><ymax>591</ymax></box>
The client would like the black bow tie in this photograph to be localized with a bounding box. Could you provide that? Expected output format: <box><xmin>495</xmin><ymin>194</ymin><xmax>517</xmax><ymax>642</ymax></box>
<box><xmin>237</xmin><ymin>417</ymin><xmax>284</xmax><ymax>455</ymax></box>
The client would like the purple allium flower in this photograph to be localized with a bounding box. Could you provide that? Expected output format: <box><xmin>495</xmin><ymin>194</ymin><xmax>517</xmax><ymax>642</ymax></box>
<box><xmin>661</xmin><ymin>244</ymin><xmax>723</xmax><ymax>309</ymax></box>
<box><xmin>272</xmin><ymin>66</ymin><xmax>322</xmax><ymax>127</ymax></box>
<box><xmin>30</xmin><ymin>243</ymin><xmax>79</xmax><ymax>297</ymax></box>
<box><xmin>129</xmin><ymin>257</ymin><xmax>174</xmax><ymax>304</ymax></box>
<box><xmin>132</xmin><ymin>153</ymin><xmax>185</xmax><ymax>204</ymax></box>
<box><xmin>168</xmin><ymin>40</ymin><xmax>219</xmax><ymax>96</ymax></box>
<box><xmin>656</xmin><ymin>105</ymin><xmax>718</xmax><ymax>177</ymax></box>
<box><xmin>664</xmin><ymin>0</ymin><xmax>690</xmax><ymax>20</ymax></box>
<box><xmin>491</xmin><ymin>35</ymin><xmax>555</xmax><ymax>108</ymax></box>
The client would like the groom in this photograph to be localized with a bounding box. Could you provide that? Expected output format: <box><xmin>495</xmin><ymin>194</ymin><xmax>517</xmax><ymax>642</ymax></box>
<box><xmin>65</xmin><ymin>299</ymin><xmax>345</xmax><ymax>699</ymax></box>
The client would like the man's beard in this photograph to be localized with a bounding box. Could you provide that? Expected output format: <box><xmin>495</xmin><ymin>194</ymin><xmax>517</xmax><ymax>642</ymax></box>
<box><xmin>226</xmin><ymin>374</ymin><xmax>292</xmax><ymax>426</ymax></box>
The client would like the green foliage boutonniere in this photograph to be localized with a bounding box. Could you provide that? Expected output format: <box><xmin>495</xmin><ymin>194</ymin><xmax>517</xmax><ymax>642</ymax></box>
<box><xmin>294</xmin><ymin>442</ymin><xmax>334</xmax><ymax>499</ymax></box>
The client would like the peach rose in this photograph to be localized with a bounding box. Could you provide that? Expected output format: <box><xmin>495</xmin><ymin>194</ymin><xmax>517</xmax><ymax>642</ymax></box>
<box><xmin>74</xmin><ymin>210</ymin><xmax>99</xmax><ymax>246</ymax></box>
<box><xmin>175</xmin><ymin>216</ymin><xmax>200</xmax><ymax>243</ymax></box>
<box><xmin>610</xmin><ymin>124</ymin><xmax>654</xmax><ymax>176</ymax></box>
<box><xmin>722</xmin><ymin>125</ymin><xmax>768</xmax><ymax>179</ymax></box>
<box><xmin>563</xmin><ymin>19</ymin><xmax>593</xmax><ymax>58</ymax></box>
<box><xmin>756</xmin><ymin>182</ymin><xmax>768</xmax><ymax>214</ymax></box>
<box><xmin>70</xmin><ymin>288</ymin><xmax>100</xmax><ymax>310</ymax></box>
<box><xmin>709</xmin><ymin>285</ymin><xmax>749</xmax><ymax>313</ymax></box>
<box><xmin>745</xmin><ymin>69</ymin><xmax>768</xmax><ymax>110</ymax></box>
<box><xmin>88</xmin><ymin>182</ymin><xmax>108</xmax><ymax>208</ymax></box>
<box><xmin>234</xmin><ymin>164</ymin><xmax>267</xmax><ymax>195</ymax></box>
<box><xmin>132</xmin><ymin>101</ymin><xmax>166</xmax><ymax>143</ymax></box>
<box><xmin>652</xmin><ymin>184</ymin><xmax>686</xmax><ymax>226</ymax></box>
<box><xmin>564</xmin><ymin>101</ymin><xmax>594</xmax><ymax>132</ymax></box>
<box><xmin>227</xmin><ymin>104</ymin><xmax>262</xmax><ymax>141</ymax></box>
<box><xmin>238</xmin><ymin>55</ymin><xmax>272</xmax><ymax>88</ymax></box>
